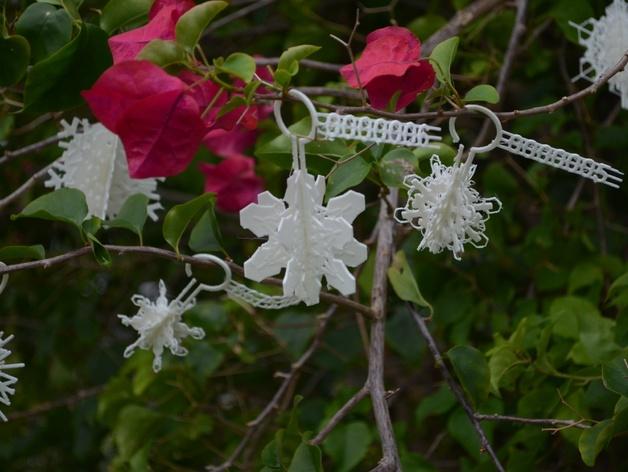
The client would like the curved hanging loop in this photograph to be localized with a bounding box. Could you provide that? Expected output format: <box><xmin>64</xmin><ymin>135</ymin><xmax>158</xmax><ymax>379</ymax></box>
<box><xmin>0</xmin><ymin>262</ymin><xmax>8</xmax><ymax>296</ymax></box>
<box><xmin>273</xmin><ymin>89</ymin><xmax>318</xmax><ymax>142</ymax></box>
<box><xmin>184</xmin><ymin>254</ymin><xmax>233</xmax><ymax>293</ymax></box>
<box><xmin>448</xmin><ymin>104</ymin><xmax>503</xmax><ymax>155</ymax></box>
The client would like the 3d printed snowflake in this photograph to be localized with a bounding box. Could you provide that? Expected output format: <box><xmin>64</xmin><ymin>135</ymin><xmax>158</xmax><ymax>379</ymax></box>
<box><xmin>571</xmin><ymin>0</ymin><xmax>628</xmax><ymax>108</ymax></box>
<box><xmin>118</xmin><ymin>280</ymin><xmax>205</xmax><ymax>372</ymax></box>
<box><xmin>0</xmin><ymin>332</ymin><xmax>24</xmax><ymax>422</ymax></box>
<box><xmin>240</xmin><ymin>170</ymin><xmax>367</xmax><ymax>306</ymax></box>
<box><xmin>396</xmin><ymin>155</ymin><xmax>501</xmax><ymax>260</ymax></box>
<box><xmin>45</xmin><ymin>119</ymin><xmax>163</xmax><ymax>220</ymax></box>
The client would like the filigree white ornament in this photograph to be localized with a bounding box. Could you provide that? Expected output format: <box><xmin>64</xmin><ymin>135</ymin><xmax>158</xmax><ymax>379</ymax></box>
<box><xmin>45</xmin><ymin>119</ymin><xmax>163</xmax><ymax>220</ymax></box>
<box><xmin>0</xmin><ymin>332</ymin><xmax>24</xmax><ymax>422</ymax></box>
<box><xmin>118</xmin><ymin>280</ymin><xmax>205</xmax><ymax>372</ymax></box>
<box><xmin>395</xmin><ymin>151</ymin><xmax>501</xmax><ymax>260</ymax></box>
<box><xmin>571</xmin><ymin>0</ymin><xmax>628</xmax><ymax>108</ymax></box>
<box><xmin>240</xmin><ymin>141</ymin><xmax>367</xmax><ymax>305</ymax></box>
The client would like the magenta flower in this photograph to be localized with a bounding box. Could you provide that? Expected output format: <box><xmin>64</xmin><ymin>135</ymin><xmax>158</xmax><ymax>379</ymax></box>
<box><xmin>201</xmin><ymin>156</ymin><xmax>264</xmax><ymax>213</ymax></box>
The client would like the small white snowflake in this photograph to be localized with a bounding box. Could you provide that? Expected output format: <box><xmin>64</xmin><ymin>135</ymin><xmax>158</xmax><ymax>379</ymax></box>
<box><xmin>45</xmin><ymin>119</ymin><xmax>163</xmax><ymax>221</ymax></box>
<box><xmin>396</xmin><ymin>155</ymin><xmax>501</xmax><ymax>260</ymax></box>
<box><xmin>118</xmin><ymin>280</ymin><xmax>205</xmax><ymax>372</ymax></box>
<box><xmin>0</xmin><ymin>332</ymin><xmax>25</xmax><ymax>422</ymax></box>
<box><xmin>240</xmin><ymin>169</ymin><xmax>367</xmax><ymax>306</ymax></box>
<box><xmin>571</xmin><ymin>0</ymin><xmax>628</xmax><ymax>108</ymax></box>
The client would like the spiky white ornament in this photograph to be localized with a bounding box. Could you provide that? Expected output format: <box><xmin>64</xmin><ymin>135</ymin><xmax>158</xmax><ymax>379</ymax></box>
<box><xmin>571</xmin><ymin>0</ymin><xmax>628</xmax><ymax>108</ymax></box>
<box><xmin>0</xmin><ymin>332</ymin><xmax>24</xmax><ymax>422</ymax></box>
<box><xmin>45</xmin><ymin>119</ymin><xmax>162</xmax><ymax>221</ymax></box>
<box><xmin>240</xmin><ymin>169</ymin><xmax>367</xmax><ymax>306</ymax></box>
<box><xmin>118</xmin><ymin>280</ymin><xmax>205</xmax><ymax>372</ymax></box>
<box><xmin>396</xmin><ymin>154</ymin><xmax>501</xmax><ymax>260</ymax></box>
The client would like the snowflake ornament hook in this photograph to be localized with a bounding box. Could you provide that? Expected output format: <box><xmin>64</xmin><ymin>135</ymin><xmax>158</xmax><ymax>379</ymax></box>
<box><xmin>273</xmin><ymin>89</ymin><xmax>318</xmax><ymax>142</ymax></box>
<box><xmin>448</xmin><ymin>104</ymin><xmax>503</xmax><ymax>156</ymax></box>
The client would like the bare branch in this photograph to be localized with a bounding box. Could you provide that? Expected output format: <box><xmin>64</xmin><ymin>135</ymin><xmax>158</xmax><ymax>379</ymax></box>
<box><xmin>474</xmin><ymin>413</ymin><xmax>591</xmax><ymax>430</ymax></box>
<box><xmin>203</xmin><ymin>0</ymin><xmax>277</xmax><ymax>36</ymax></box>
<box><xmin>310</xmin><ymin>386</ymin><xmax>369</xmax><ymax>445</ymax></box>
<box><xmin>0</xmin><ymin>160</ymin><xmax>56</xmax><ymax>211</ymax></box>
<box><xmin>255</xmin><ymin>57</ymin><xmax>342</xmax><ymax>73</ymax></box>
<box><xmin>10</xmin><ymin>386</ymin><xmax>103</xmax><ymax>421</ymax></box>
<box><xmin>0</xmin><ymin>134</ymin><xmax>60</xmax><ymax>166</ymax></box>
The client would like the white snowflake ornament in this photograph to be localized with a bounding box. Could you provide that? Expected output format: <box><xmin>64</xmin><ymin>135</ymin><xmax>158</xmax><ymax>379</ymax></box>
<box><xmin>240</xmin><ymin>159</ymin><xmax>367</xmax><ymax>306</ymax></box>
<box><xmin>118</xmin><ymin>280</ymin><xmax>205</xmax><ymax>372</ymax></box>
<box><xmin>395</xmin><ymin>152</ymin><xmax>501</xmax><ymax>260</ymax></box>
<box><xmin>0</xmin><ymin>332</ymin><xmax>24</xmax><ymax>422</ymax></box>
<box><xmin>45</xmin><ymin>119</ymin><xmax>162</xmax><ymax>221</ymax></box>
<box><xmin>571</xmin><ymin>0</ymin><xmax>628</xmax><ymax>108</ymax></box>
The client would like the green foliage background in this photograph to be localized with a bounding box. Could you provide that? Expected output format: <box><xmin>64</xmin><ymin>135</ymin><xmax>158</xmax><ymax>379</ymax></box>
<box><xmin>1</xmin><ymin>0</ymin><xmax>627</xmax><ymax>470</ymax></box>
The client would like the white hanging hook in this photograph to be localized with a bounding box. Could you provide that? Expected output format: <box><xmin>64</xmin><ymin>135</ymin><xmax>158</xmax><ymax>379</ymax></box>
<box><xmin>273</xmin><ymin>89</ymin><xmax>318</xmax><ymax>143</ymax></box>
<box><xmin>184</xmin><ymin>254</ymin><xmax>232</xmax><ymax>291</ymax></box>
<box><xmin>448</xmin><ymin>104</ymin><xmax>503</xmax><ymax>155</ymax></box>
<box><xmin>0</xmin><ymin>262</ymin><xmax>8</xmax><ymax>296</ymax></box>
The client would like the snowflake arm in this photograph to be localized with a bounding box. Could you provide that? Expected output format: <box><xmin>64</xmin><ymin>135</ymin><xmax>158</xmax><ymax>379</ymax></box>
<box><xmin>0</xmin><ymin>332</ymin><xmax>24</xmax><ymax>422</ymax></box>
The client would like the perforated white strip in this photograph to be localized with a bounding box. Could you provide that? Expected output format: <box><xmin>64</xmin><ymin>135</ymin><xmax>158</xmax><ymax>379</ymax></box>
<box><xmin>316</xmin><ymin>112</ymin><xmax>441</xmax><ymax>148</ymax></box>
<box><xmin>225</xmin><ymin>281</ymin><xmax>300</xmax><ymax>309</ymax></box>
<box><xmin>498</xmin><ymin>131</ymin><xmax>623</xmax><ymax>188</ymax></box>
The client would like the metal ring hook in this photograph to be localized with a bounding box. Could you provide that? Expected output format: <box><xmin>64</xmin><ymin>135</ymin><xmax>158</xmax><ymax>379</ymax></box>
<box><xmin>273</xmin><ymin>89</ymin><xmax>318</xmax><ymax>142</ymax></box>
<box><xmin>448</xmin><ymin>104</ymin><xmax>503</xmax><ymax>155</ymax></box>
<box><xmin>184</xmin><ymin>254</ymin><xmax>232</xmax><ymax>292</ymax></box>
<box><xmin>0</xmin><ymin>262</ymin><xmax>8</xmax><ymax>296</ymax></box>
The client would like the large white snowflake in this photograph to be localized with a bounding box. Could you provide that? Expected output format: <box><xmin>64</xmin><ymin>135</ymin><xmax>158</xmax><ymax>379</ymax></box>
<box><xmin>0</xmin><ymin>332</ymin><xmax>24</xmax><ymax>422</ymax></box>
<box><xmin>118</xmin><ymin>280</ymin><xmax>205</xmax><ymax>372</ymax></box>
<box><xmin>396</xmin><ymin>155</ymin><xmax>501</xmax><ymax>260</ymax></box>
<box><xmin>45</xmin><ymin>119</ymin><xmax>162</xmax><ymax>221</ymax></box>
<box><xmin>571</xmin><ymin>0</ymin><xmax>628</xmax><ymax>108</ymax></box>
<box><xmin>240</xmin><ymin>169</ymin><xmax>367</xmax><ymax>306</ymax></box>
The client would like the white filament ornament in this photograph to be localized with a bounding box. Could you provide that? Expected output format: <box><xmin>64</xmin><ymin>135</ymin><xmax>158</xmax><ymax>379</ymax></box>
<box><xmin>0</xmin><ymin>332</ymin><xmax>24</xmax><ymax>422</ymax></box>
<box><xmin>396</xmin><ymin>148</ymin><xmax>501</xmax><ymax>260</ymax></box>
<box><xmin>571</xmin><ymin>0</ymin><xmax>628</xmax><ymax>108</ymax></box>
<box><xmin>45</xmin><ymin>119</ymin><xmax>163</xmax><ymax>221</ymax></box>
<box><xmin>118</xmin><ymin>280</ymin><xmax>205</xmax><ymax>372</ymax></box>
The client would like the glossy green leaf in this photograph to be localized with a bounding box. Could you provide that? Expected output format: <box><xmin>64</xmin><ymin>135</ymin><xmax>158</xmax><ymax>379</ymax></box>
<box><xmin>175</xmin><ymin>1</ymin><xmax>228</xmax><ymax>50</ymax></box>
<box><xmin>602</xmin><ymin>355</ymin><xmax>628</xmax><ymax>397</ymax></box>
<box><xmin>163</xmin><ymin>193</ymin><xmax>216</xmax><ymax>255</ymax></box>
<box><xmin>275</xmin><ymin>44</ymin><xmax>320</xmax><ymax>87</ymax></box>
<box><xmin>188</xmin><ymin>207</ymin><xmax>224</xmax><ymax>253</ymax></box>
<box><xmin>429</xmin><ymin>36</ymin><xmax>459</xmax><ymax>88</ymax></box>
<box><xmin>106</xmin><ymin>194</ymin><xmax>149</xmax><ymax>245</ymax></box>
<box><xmin>12</xmin><ymin>188</ymin><xmax>87</xmax><ymax>231</ymax></box>
<box><xmin>0</xmin><ymin>35</ymin><xmax>30</xmax><ymax>86</ymax></box>
<box><xmin>378</xmin><ymin>148</ymin><xmax>418</xmax><ymax>187</ymax></box>
<box><xmin>218</xmin><ymin>52</ymin><xmax>256</xmax><ymax>83</ymax></box>
<box><xmin>287</xmin><ymin>442</ymin><xmax>323</xmax><ymax>472</ymax></box>
<box><xmin>0</xmin><ymin>245</ymin><xmax>45</xmax><ymax>261</ymax></box>
<box><xmin>24</xmin><ymin>24</ymin><xmax>112</xmax><ymax>112</ymax></box>
<box><xmin>113</xmin><ymin>405</ymin><xmax>161</xmax><ymax>460</ymax></box>
<box><xmin>85</xmin><ymin>231</ymin><xmax>112</xmax><ymax>267</ymax></box>
<box><xmin>415</xmin><ymin>384</ymin><xmax>456</xmax><ymax>424</ymax></box>
<box><xmin>578</xmin><ymin>419</ymin><xmax>614</xmax><ymax>466</ymax></box>
<box><xmin>100</xmin><ymin>0</ymin><xmax>153</xmax><ymax>33</ymax></box>
<box><xmin>325</xmin><ymin>156</ymin><xmax>371</xmax><ymax>200</ymax></box>
<box><xmin>463</xmin><ymin>84</ymin><xmax>500</xmax><ymax>104</ymax></box>
<box><xmin>137</xmin><ymin>39</ymin><xmax>187</xmax><ymax>67</ymax></box>
<box><xmin>323</xmin><ymin>421</ymin><xmax>372</xmax><ymax>472</ymax></box>
<box><xmin>447</xmin><ymin>345</ymin><xmax>490</xmax><ymax>407</ymax></box>
<box><xmin>387</xmin><ymin>251</ymin><xmax>433</xmax><ymax>315</ymax></box>
<box><xmin>15</xmin><ymin>3</ymin><xmax>72</xmax><ymax>62</ymax></box>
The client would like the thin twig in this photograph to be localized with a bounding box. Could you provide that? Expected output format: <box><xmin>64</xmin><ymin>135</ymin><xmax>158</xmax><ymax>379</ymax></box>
<box><xmin>409</xmin><ymin>305</ymin><xmax>505</xmax><ymax>472</ymax></box>
<box><xmin>0</xmin><ymin>134</ymin><xmax>61</xmax><ymax>166</ymax></box>
<box><xmin>310</xmin><ymin>385</ymin><xmax>369</xmax><ymax>445</ymax></box>
<box><xmin>474</xmin><ymin>413</ymin><xmax>591</xmax><ymax>430</ymax></box>
<box><xmin>255</xmin><ymin>57</ymin><xmax>342</xmax><ymax>73</ymax></box>
<box><xmin>0</xmin><ymin>161</ymin><xmax>56</xmax><ymax>211</ymax></box>
<box><xmin>330</xmin><ymin>9</ymin><xmax>367</xmax><ymax>107</ymax></box>
<box><xmin>10</xmin><ymin>386</ymin><xmax>103</xmax><ymax>421</ymax></box>
<box><xmin>203</xmin><ymin>0</ymin><xmax>277</xmax><ymax>35</ymax></box>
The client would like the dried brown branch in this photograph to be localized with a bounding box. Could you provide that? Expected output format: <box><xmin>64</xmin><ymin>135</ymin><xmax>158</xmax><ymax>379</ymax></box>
<box><xmin>255</xmin><ymin>57</ymin><xmax>342</xmax><ymax>73</ymax></box>
<box><xmin>330</xmin><ymin>9</ymin><xmax>367</xmax><ymax>107</ymax></box>
<box><xmin>206</xmin><ymin>306</ymin><xmax>335</xmax><ymax>471</ymax></box>
<box><xmin>310</xmin><ymin>385</ymin><xmax>370</xmax><ymax>445</ymax></box>
<box><xmin>409</xmin><ymin>305</ymin><xmax>505</xmax><ymax>472</ymax></box>
<box><xmin>474</xmin><ymin>413</ymin><xmax>591</xmax><ymax>430</ymax></box>
<box><xmin>0</xmin><ymin>134</ymin><xmax>60</xmax><ymax>166</ymax></box>
<box><xmin>0</xmin><ymin>160</ymin><xmax>56</xmax><ymax>211</ymax></box>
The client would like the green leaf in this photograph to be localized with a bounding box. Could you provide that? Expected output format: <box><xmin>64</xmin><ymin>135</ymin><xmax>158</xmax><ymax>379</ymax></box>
<box><xmin>137</xmin><ymin>39</ymin><xmax>187</xmax><ymax>67</ymax></box>
<box><xmin>378</xmin><ymin>148</ymin><xmax>418</xmax><ymax>187</ymax></box>
<box><xmin>415</xmin><ymin>384</ymin><xmax>456</xmax><ymax>424</ymax></box>
<box><xmin>100</xmin><ymin>0</ymin><xmax>153</xmax><ymax>33</ymax></box>
<box><xmin>387</xmin><ymin>251</ymin><xmax>433</xmax><ymax>315</ymax></box>
<box><xmin>0</xmin><ymin>35</ymin><xmax>30</xmax><ymax>86</ymax></box>
<box><xmin>323</xmin><ymin>421</ymin><xmax>372</xmax><ymax>472</ymax></box>
<box><xmin>609</xmin><ymin>272</ymin><xmax>628</xmax><ymax>299</ymax></box>
<box><xmin>163</xmin><ymin>193</ymin><xmax>216</xmax><ymax>255</ymax></box>
<box><xmin>325</xmin><ymin>156</ymin><xmax>371</xmax><ymax>200</ymax></box>
<box><xmin>15</xmin><ymin>3</ymin><xmax>72</xmax><ymax>62</ymax></box>
<box><xmin>287</xmin><ymin>442</ymin><xmax>323</xmax><ymax>472</ymax></box>
<box><xmin>113</xmin><ymin>405</ymin><xmax>161</xmax><ymax>461</ymax></box>
<box><xmin>85</xmin><ymin>231</ymin><xmax>112</xmax><ymax>267</ymax></box>
<box><xmin>218</xmin><ymin>52</ymin><xmax>256</xmax><ymax>83</ymax></box>
<box><xmin>429</xmin><ymin>36</ymin><xmax>459</xmax><ymax>88</ymax></box>
<box><xmin>13</xmin><ymin>188</ymin><xmax>87</xmax><ymax>231</ymax></box>
<box><xmin>273</xmin><ymin>312</ymin><xmax>315</xmax><ymax>360</ymax></box>
<box><xmin>578</xmin><ymin>419</ymin><xmax>614</xmax><ymax>466</ymax></box>
<box><xmin>24</xmin><ymin>23</ymin><xmax>112</xmax><ymax>112</ymax></box>
<box><xmin>463</xmin><ymin>84</ymin><xmax>500</xmax><ymax>104</ymax></box>
<box><xmin>413</xmin><ymin>142</ymin><xmax>457</xmax><ymax>165</ymax></box>
<box><xmin>175</xmin><ymin>1</ymin><xmax>228</xmax><ymax>50</ymax></box>
<box><xmin>275</xmin><ymin>44</ymin><xmax>320</xmax><ymax>86</ymax></box>
<box><xmin>602</xmin><ymin>355</ymin><xmax>628</xmax><ymax>397</ymax></box>
<box><xmin>447</xmin><ymin>345</ymin><xmax>490</xmax><ymax>407</ymax></box>
<box><xmin>188</xmin><ymin>207</ymin><xmax>224</xmax><ymax>253</ymax></box>
<box><xmin>0</xmin><ymin>245</ymin><xmax>45</xmax><ymax>261</ymax></box>
<box><xmin>106</xmin><ymin>194</ymin><xmax>149</xmax><ymax>245</ymax></box>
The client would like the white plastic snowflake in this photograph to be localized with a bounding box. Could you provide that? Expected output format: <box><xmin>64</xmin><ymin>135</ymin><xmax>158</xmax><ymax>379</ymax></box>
<box><xmin>45</xmin><ymin>119</ymin><xmax>163</xmax><ymax>220</ymax></box>
<box><xmin>571</xmin><ymin>0</ymin><xmax>628</xmax><ymax>108</ymax></box>
<box><xmin>0</xmin><ymin>332</ymin><xmax>24</xmax><ymax>422</ymax></box>
<box><xmin>118</xmin><ymin>280</ymin><xmax>205</xmax><ymax>372</ymax></box>
<box><xmin>240</xmin><ymin>169</ymin><xmax>367</xmax><ymax>306</ymax></box>
<box><xmin>396</xmin><ymin>155</ymin><xmax>501</xmax><ymax>260</ymax></box>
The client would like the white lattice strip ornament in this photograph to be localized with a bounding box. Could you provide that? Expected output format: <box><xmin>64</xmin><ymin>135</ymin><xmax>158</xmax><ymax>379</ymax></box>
<box><xmin>0</xmin><ymin>332</ymin><xmax>24</xmax><ymax>422</ymax></box>
<box><xmin>571</xmin><ymin>0</ymin><xmax>628</xmax><ymax>108</ymax></box>
<box><xmin>118</xmin><ymin>280</ymin><xmax>205</xmax><ymax>372</ymax></box>
<box><xmin>45</xmin><ymin>119</ymin><xmax>163</xmax><ymax>221</ymax></box>
<box><xmin>396</xmin><ymin>150</ymin><xmax>502</xmax><ymax>260</ymax></box>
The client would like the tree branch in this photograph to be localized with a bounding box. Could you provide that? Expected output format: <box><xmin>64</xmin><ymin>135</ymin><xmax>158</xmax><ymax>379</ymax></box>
<box><xmin>310</xmin><ymin>385</ymin><xmax>369</xmax><ymax>445</ymax></box>
<box><xmin>255</xmin><ymin>57</ymin><xmax>342</xmax><ymax>73</ymax></box>
<box><xmin>0</xmin><ymin>134</ymin><xmax>61</xmax><ymax>166</ymax></box>
<box><xmin>10</xmin><ymin>386</ymin><xmax>103</xmax><ymax>421</ymax></box>
<box><xmin>474</xmin><ymin>413</ymin><xmax>591</xmax><ymax>430</ymax></box>
<box><xmin>203</xmin><ymin>0</ymin><xmax>277</xmax><ymax>35</ymax></box>
<box><xmin>0</xmin><ymin>161</ymin><xmax>56</xmax><ymax>211</ymax></box>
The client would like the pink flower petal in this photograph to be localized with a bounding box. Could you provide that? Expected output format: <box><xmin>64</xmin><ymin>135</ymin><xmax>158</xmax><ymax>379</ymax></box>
<box><xmin>201</xmin><ymin>156</ymin><xmax>264</xmax><ymax>212</ymax></box>
<box><xmin>149</xmin><ymin>0</ymin><xmax>195</xmax><ymax>20</ymax></box>
<box><xmin>365</xmin><ymin>60</ymin><xmax>435</xmax><ymax>111</ymax></box>
<box><xmin>203</xmin><ymin>127</ymin><xmax>258</xmax><ymax>158</ymax></box>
